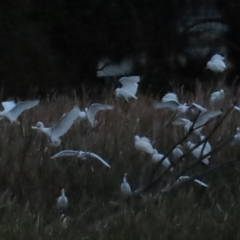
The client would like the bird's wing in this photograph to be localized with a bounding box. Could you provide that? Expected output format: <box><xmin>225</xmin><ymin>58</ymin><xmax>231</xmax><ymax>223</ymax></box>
<box><xmin>194</xmin><ymin>179</ymin><xmax>209</xmax><ymax>187</ymax></box>
<box><xmin>85</xmin><ymin>152</ymin><xmax>111</xmax><ymax>168</ymax></box>
<box><xmin>8</xmin><ymin>100</ymin><xmax>39</xmax><ymax>121</ymax></box>
<box><xmin>191</xmin><ymin>103</ymin><xmax>207</xmax><ymax>112</ymax></box>
<box><xmin>194</xmin><ymin>110</ymin><xmax>222</xmax><ymax>128</ymax></box>
<box><xmin>51</xmin><ymin>150</ymin><xmax>79</xmax><ymax>159</ymax></box>
<box><xmin>162</xmin><ymin>93</ymin><xmax>178</xmax><ymax>102</ymax></box>
<box><xmin>234</xmin><ymin>106</ymin><xmax>240</xmax><ymax>112</ymax></box>
<box><xmin>154</xmin><ymin>101</ymin><xmax>179</xmax><ymax>111</ymax></box>
<box><xmin>52</xmin><ymin>106</ymin><xmax>80</xmax><ymax>138</ymax></box>
<box><xmin>87</xmin><ymin>104</ymin><xmax>114</xmax><ymax>121</ymax></box>
<box><xmin>119</xmin><ymin>76</ymin><xmax>140</xmax><ymax>95</ymax></box>
<box><xmin>135</xmin><ymin>141</ymin><xmax>154</xmax><ymax>154</ymax></box>
<box><xmin>2</xmin><ymin>100</ymin><xmax>16</xmax><ymax>111</ymax></box>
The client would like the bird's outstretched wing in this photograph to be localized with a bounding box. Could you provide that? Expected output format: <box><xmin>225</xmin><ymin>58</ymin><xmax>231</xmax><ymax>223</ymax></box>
<box><xmin>194</xmin><ymin>110</ymin><xmax>222</xmax><ymax>128</ymax></box>
<box><xmin>154</xmin><ymin>100</ymin><xmax>180</xmax><ymax>111</ymax></box>
<box><xmin>162</xmin><ymin>93</ymin><xmax>179</xmax><ymax>102</ymax></box>
<box><xmin>52</xmin><ymin>106</ymin><xmax>80</xmax><ymax>138</ymax></box>
<box><xmin>87</xmin><ymin>104</ymin><xmax>114</xmax><ymax>122</ymax></box>
<box><xmin>84</xmin><ymin>152</ymin><xmax>111</xmax><ymax>168</ymax></box>
<box><xmin>8</xmin><ymin>100</ymin><xmax>39</xmax><ymax>121</ymax></box>
<box><xmin>51</xmin><ymin>150</ymin><xmax>79</xmax><ymax>159</ymax></box>
<box><xmin>2</xmin><ymin>100</ymin><xmax>16</xmax><ymax>111</ymax></box>
<box><xmin>191</xmin><ymin>103</ymin><xmax>207</xmax><ymax>113</ymax></box>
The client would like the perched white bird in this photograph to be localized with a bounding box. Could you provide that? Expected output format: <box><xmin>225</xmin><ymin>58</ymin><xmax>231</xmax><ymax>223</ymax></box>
<box><xmin>121</xmin><ymin>173</ymin><xmax>131</xmax><ymax>198</ymax></box>
<box><xmin>206</xmin><ymin>58</ymin><xmax>226</xmax><ymax>73</ymax></box>
<box><xmin>78</xmin><ymin>103</ymin><xmax>114</xmax><ymax>127</ymax></box>
<box><xmin>152</xmin><ymin>149</ymin><xmax>173</xmax><ymax>170</ymax></box>
<box><xmin>171</xmin><ymin>145</ymin><xmax>184</xmax><ymax>162</ymax></box>
<box><xmin>57</xmin><ymin>189</ymin><xmax>68</xmax><ymax>212</ymax></box>
<box><xmin>134</xmin><ymin>135</ymin><xmax>154</xmax><ymax>154</ymax></box>
<box><xmin>210</xmin><ymin>89</ymin><xmax>225</xmax><ymax>104</ymax></box>
<box><xmin>172</xmin><ymin>110</ymin><xmax>222</xmax><ymax>135</ymax></box>
<box><xmin>51</xmin><ymin>150</ymin><xmax>111</xmax><ymax>168</ymax></box>
<box><xmin>187</xmin><ymin>141</ymin><xmax>211</xmax><ymax>165</ymax></box>
<box><xmin>211</xmin><ymin>54</ymin><xmax>225</xmax><ymax>61</ymax></box>
<box><xmin>115</xmin><ymin>76</ymin><xmax>140</xmax><ymax>101</ymax></box>
<box><xmin>0</xmin><ymin>100</ymin><xmax>39</xmax><ymax>123</ymax></box>
<box><xmin>31</xmin><ymin>106</ymin><xmax>80</xmax><ymax>146</ymax></box>
<box><xmin>232</xmin><ymin>127</ymin><xmax>240</xmax><ymax>146</ymax></box>
<box><xmin>178</xmin><ymin>176</ymin><xmax>208</xmax><ymax>187</ymax></box>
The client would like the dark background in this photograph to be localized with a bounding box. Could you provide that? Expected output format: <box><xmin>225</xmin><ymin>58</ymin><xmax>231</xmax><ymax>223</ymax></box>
<box><xmin>0</xmin><ymin>0</ymin><xmax>240</xmax><ymax>98</ymax></box>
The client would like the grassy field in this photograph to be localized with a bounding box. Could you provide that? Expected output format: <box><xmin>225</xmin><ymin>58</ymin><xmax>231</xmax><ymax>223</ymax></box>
<box><xmin>0</xmin><ymin>85</ymin><xmax>240</xmax><ymax>239</ymax></box>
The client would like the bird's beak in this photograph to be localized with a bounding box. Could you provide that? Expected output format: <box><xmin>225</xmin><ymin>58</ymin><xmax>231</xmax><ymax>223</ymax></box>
<box><xmin>31</xmin><ymin>126</ymin><xmax>37</xmax><ymax>129</ymax></box>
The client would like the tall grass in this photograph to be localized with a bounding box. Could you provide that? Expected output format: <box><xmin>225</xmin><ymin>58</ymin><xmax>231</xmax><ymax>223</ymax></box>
<box><xmin>0</xmin><ymin>86</ymin><xmax>239</xmax><ymax>239</ymax></box>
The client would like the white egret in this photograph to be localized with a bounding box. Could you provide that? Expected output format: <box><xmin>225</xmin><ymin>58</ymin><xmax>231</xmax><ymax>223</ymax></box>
<box><xmin>187</xmin><ymin>141</ymin><xmax>210</xmax><ymax>165</ymax></box>
<box><xmin>57</xmin><ymin>189</ymin><xmax>68</xmax><ymax>212</ymax></box>
<box><xmin>78</xmin><ymin>103</ymin><xmax>114</xmax><ymax>127</ymax></box>
<box><xmin>121</xmin><ymin>173</ymin><xmax>131</xmax><ymax>198</ymax></box>
<box><xmin>232</xmin><ymin>127</ymin><xmax>240</xmax><ymax>146</ymax></box>
<box><xmin>171</xmin><ymin>145</ymin><xmax>184</xmax><ymax>162</ymax></box>
<box><xmin>152</xmin><ymin>149</ymin><xmax>173</xmax><ymax>171</ymax></box>
<box><xmin>178</xmin><ymin>176</ymin><xmax>208</xmax><ymax>187</ymax></box>
<box><xmin>154</xmin><ymin>93</ymin><xmax>207</xmax><ymax>114</ymax></box>
<box><xmin>172</xmin><ymin>110</ymin><xmax>222</xmax><ymax>135</ymax></box>
<box><xmin>210</xmin><ymin>89</ymin><xmax>225</xmax><ymax>104</ymax></box>
<box><xmin>115</xmin><ymin>76</ymin><xmax>140</xmax><ymax>101</ymax></box>
<box><xmin>51</xmin><ymin>150</ymin><xmax>111</xmax><ymax>168</ymax></box>
<box><xmin>206</xmin><ymin>59</ymin><xmax>226</xmax><ymax>73</ymax></box>
<box><xmin>134</xmin><ymin>135</ymin><xmax>154</xmax><ymax>154</ymax></box>
<box><xmin>31</xmin><ymin>106</ymin><xmax>80</xmax><ymax>146</ymax></box>
<box><xmin>0</xmin><ymin>100</ymin><xmax>39</xmax><ymax>123</ymax></box>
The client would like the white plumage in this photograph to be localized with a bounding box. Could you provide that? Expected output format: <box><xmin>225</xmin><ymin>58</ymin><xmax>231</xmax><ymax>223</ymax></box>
<box><xmin>121</xmin><ymin>173</ymin><xmax>131</xmax><ymax>198</ymax></box>
<box><xmin>211</xmin><ymin>54</ymin><xmax>225</xmax><ymax>61</ymax></box>
<box><xmin>232</xmin><ymin>127</ymin><xmax>240</xmax><ymax>146</ymax></box>
<box><xmin>152</xmin><ymin>149</ymin><xmax>173</xmax><ymax>170</ymax></box>
<box><xmin>78</xmin><ymin>103</ymin><xmax>114</xmax><ymax>127</ymax></box>
<box><xmin>115</xmin><ymin>76</ymin><xmax>140</xmax><ymax>101</ymax></box>
<box><xmin>31</xmin><ymin>106</ymin><xmax>80</xmax><ymax>146</ymax></box>
<box><xmin>206</xmin><ymin>55</ymin><xmax>226</xmax><ymax>72</ymax></box>
<box><xmin>210</xmin><ymin>89</ymin><xmax>225</xmax><ymax>104</ymax></box>
<box><xmin>57</xmin><ymin>189</ymin><xmax>68</xmax><ymax>211</ymax></box>
<box><xmin>178</xmin><ymin>176</ymin><xmax>208</xmax><ymax>187</ymax></box>
<box><xmin>0</xmin><ymin>100</ymin><xmax>39</xmax><ymax>123</ymax></box>
<box><xmin>187</xmin><ymin>141</ymin><xmax>211</xmax><ymax>165</ymax></box>
<box><xmin>171</xmin><ymin>145</ymin><xmax>184</xmax><ymax>162</ymax></box>
<box><xmin>172</xmin><ymin>110</ymin><xmax>222</xmax><ymax>135</ymax></box>
<box><xmin>134</xmin><ymin>135</ymin><xmax>154</xmax><ymax>154</ymax></box>
<box><xmin>51</xmin><ymin>150</ymin><xmax>111</xmax><ymax>168</ymax></box>
<box><xmin>154</xmin><ymin>92</ymin><xmax>207</xmax><ymax>114</ymax></box>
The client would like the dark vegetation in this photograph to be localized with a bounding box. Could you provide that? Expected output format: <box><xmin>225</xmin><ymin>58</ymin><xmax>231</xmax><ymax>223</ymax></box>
<box><xmin>1</xmin><ymin>0</ymin><xmax>240</xmax><ymax>98</ymax></box>
<box><xmin>0</xmin><ymin>83</ymin><xmax>239</xmax><ymax>238</ymax></box>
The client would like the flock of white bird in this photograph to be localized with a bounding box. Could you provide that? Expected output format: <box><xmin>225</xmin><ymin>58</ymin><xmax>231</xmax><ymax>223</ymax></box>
<box><xmin>1</xmin><ymin>54</ymin><xmax>237</xmax><ymax>213</ymax></box>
